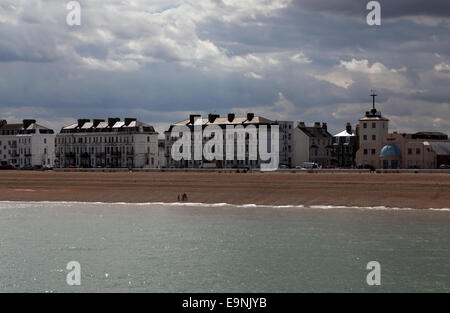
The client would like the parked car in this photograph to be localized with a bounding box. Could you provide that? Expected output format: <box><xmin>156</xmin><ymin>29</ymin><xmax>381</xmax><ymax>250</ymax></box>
<box><xmin>357</xmin><ymin>164</ymin><xmax>376</xmax><ymax>171</ymax></box>
<box><xmin>302</xmin><ymin>162</ymin><xmax>319</xmax><ymax>169</ymax></box>
<box><xmin>0</xmin><ymin>164</ymin><xmax>15</xmax><ymax>170</ymax></box>
<box><xmin>439</xmin><ymin>164</ymin><xmax>450</xmax><ymax>169</ymax></box>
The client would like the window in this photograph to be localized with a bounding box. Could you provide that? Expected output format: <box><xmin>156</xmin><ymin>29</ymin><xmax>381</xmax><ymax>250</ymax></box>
<box><xmin>364</xmin><ymin>149</ymin><xmax>368</xmax><ymax>155</ymax></box>
<box><xmin>363</xmin><ymin>123</ymin><xmax>367</xmax><ymax>129</ymax></box>
<box><xmin>372</xmin><ymin>135</ymin><xmax>376</xmax><ymax>141</ymax></box>
<box><xmin>416</xmin><ymin>148</ymin><xmax>421</xmax><ymax>155</ymax></box>
<box><xmin>372</xmin><ymin>123</ymin><xmax>376</xmax><ymax>128</ymax></box>
<box><xmin>371</xmin><ymin>149</ymin><xmax>376</xmax><ymax>155</ymax></box>
<box><xmin>408</xmin><ymin>148</ymin><xmax>412</xmax><ymax>155</ymax></box>
<box><xmin>363</xmin><ymin>135</ymin><xmax>367</xmax><ymax>140</ymax></box>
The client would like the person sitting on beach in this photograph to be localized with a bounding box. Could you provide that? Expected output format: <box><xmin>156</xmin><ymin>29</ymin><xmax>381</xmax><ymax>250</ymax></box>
<box><xmin>177</xmin><ymin>194</ymin><xmax>180</xmax><ymax>201</ymax></box>
<box><xmin>182</xmin><ymin>193</ymin><xmax>188</xmax><ymax>201</ymax></box>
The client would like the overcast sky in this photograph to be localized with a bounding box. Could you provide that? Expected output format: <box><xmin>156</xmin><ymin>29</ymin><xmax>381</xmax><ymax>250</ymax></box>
<box><xmin>1</xmin><ymin>0</ymin><xmax>450</xmax><ymax>135</ymax></box>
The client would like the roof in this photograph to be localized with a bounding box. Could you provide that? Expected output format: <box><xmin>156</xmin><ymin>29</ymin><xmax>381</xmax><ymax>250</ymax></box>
<box><xmin>359</xmin><ymin>108</ymin><xmax>389</xmax><ymax>121</ymax></box>
<box><xmin>0</xmin><ymin>123</ymin><xmax>23</xmax><ymax>131</ymax></box>
<box><xmin>380</xmin><ymin>144</ymin><xmax>401</xmax><ymax>157</ymax></box>
<box><xmin>334</xmin><ymin>129</ymin><xmax>355</xmax><ymax>137</ymax></box>
<box><xmin>0</xmin><ymin>121</ymin><xmax>53</xmax><ymax>134</ymax></box>
<box><xmin>429</xmin><ymin>141</ymin><xmax>450</xmax><ymax>155</ymax></box>
<box><xmin>359</xmin><ymin>116</ymin><xmax>389</xmax><ymax>122</ymax></box>
<box><xmin>172</xmin><ymin>116</ymin><xmax>275</xmax><ymax>127</ymax></box>
<box><xmin>297</xmin><ymin>126</ymin><xmax>332</xmax><ymax>138</ymax></box>
<box><xmin>412</xmin><ymin>132</ymin><xmax>448</xmax><ymax>140</ymax></box>
<box><xmin>60</xmin><ymin>118</ymin><xmax>157</xmax><ymax>133</ymax></box>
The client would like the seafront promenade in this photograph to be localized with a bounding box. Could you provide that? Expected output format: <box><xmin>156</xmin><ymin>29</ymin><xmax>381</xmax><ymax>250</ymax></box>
<box><xmin>0</xmin><ymin>171</ymin><xmax>449</xmax><ymax>209</ymax></box>
<box><xmin>50</xmin><ymin>168</ymin><xmax>450</xmax><ymax>174</ymax></box>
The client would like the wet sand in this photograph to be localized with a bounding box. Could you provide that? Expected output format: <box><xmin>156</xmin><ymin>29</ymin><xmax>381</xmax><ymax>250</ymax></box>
<box><xmin>0</xmin><ymin>171</ymin><xmax>449</xmax><ymax>209</ymax></box>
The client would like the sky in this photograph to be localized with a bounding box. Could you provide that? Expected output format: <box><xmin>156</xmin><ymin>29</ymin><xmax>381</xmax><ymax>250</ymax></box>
<box><xmin>0</xmin><ymin>0</ymin><xmax>450</xmax><ymax>136</ymax></box>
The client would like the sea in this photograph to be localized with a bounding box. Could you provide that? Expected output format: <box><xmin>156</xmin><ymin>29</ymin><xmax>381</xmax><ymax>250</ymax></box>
<box><xmin>0</xmin><ymin>201</ymin><xmax>449</xmax><ymax>293</ymax></box>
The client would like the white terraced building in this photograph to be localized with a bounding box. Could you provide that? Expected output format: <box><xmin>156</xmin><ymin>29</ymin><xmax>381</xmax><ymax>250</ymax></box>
<box><xmin>164</xmin><ymin>113</ymin><xmax>293</xmax><ymax>169</ymax></box>
<box><xmin>56</xmin><ymin>118</ymin><xmax>159</xmax><ymax>168</ymax></box>
<box><xmin>0</xmin><ymin>119</ymin><xmax>55</xmax><ymax>168</ymax></box>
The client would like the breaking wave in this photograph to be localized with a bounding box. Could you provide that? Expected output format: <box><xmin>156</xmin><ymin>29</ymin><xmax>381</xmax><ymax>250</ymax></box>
<box><xmin>0</xmin><ymin>201</ymin><xmax>448</xmax><ymax>211</ymax></box>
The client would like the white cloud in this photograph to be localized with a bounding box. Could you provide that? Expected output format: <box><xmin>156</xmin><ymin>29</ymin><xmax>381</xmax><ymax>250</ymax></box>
<box><xmin>0</xmin><ymin>0</ymin><xmax>305</xmax><ymax>79</ymax></box>
<box><xmin>434</xmin><ymin>62</ymin><xmax>450</xmax><ymax>72</ymax></box>
<box><xmin>314</xmin><ymin>58</ymin><xmax>416</xmax><ymax>93</ymax></box>
<box><xmin>314</xmin><ymin>71</ymin><xmax>354</xmax><ymax>89</ymax></box>
<box><xmin>232</xmin><ymin>92</ymin><xmax>297</xmax><ymax>120</ymax></box>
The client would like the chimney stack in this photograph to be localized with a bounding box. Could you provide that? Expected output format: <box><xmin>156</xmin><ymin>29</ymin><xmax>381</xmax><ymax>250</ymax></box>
<box><xmin>208</xmin><ymin>114</ymin><xmax>219</xmax><ymax>123</ymax></box>
<box><xmin>93</xmin><ymin>119</ymin><xmax>105</xmax><ymax>128</ymax></box>
<box><xmin>298</xmin><ymin>122</ymin><xmax>306</xmax><ymax>128</ymax></box>
<box><xmin>0</xmin><ymin>120</ymin><xmax>7</xmax><ymax>128</ymax></box>
<box><xmin>227</xmin><ymin>113</ymin><xmax>235</xmax><ymax>122</ymax></box>
<box><xmin>346</xmin><ymin>122</ymin><xmax>352</xmax><ymax>134</ymax></box>
<box><xmin>124</xmin><ymin>117</ymin><xmax>136</xmax><ymax>126</ymax></box>
<box><xmin>322</xmin><ymin>122</ymin><xmax>327</xmax><ymax>131</ymax></box>
<box><xmin>247</xmin><ymin>113</ymin><xmax>254</xmax><ymax>121</ymax></box>
<box><xmin>23</xmin><ymin>119</ymin><xmax>37</xmax><ymax>129</ymax></box>
<box><xmin>189</xmin><ymin>114</ymin><xmax>201</xmax><ymax>125</ymax></box>
<box><xmin>314</xmin><ymin>122</ymin><xmax>321</xmax><ymax>128</ymax></box>
<box><xmin>108</xmin><ymin>117</ymin><xmax>120</xmax><ymax>127</ymax></box>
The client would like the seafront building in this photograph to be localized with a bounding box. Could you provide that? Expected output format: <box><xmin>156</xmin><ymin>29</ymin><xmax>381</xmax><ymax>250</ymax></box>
<box><xmin>164</xmin><ymin>113</ymin><xmax>292</xmax><ymax>168</ymax></box>
<box><xmin>277</xmin><ymin>120</ymin><xmax>294</xmax><ymax>167</ymax></box>
<box><xmin>2</xmin><ymin>94</ymin><xmax>449</xmax><ymax>170</ymax></box>
<box><xmin>55</xmin><ymin>118</ymin><xmax>159</xmax><ymax>168</ymax></box>
<box><xmin>0</xmin><ymin>119</ymin><xmax>55</xmax><ymax>168</ymax></box>
<box><xmin>292</xmin><ymin>122</ymin><xmax>333</xmax><ymax>167</ymax></box>
<box><xmin>355</xmin><ymin>94</ymin><xmax>450</xmax><ymax>169</ymax></box>
<box><xmin>332</xmin><ymin>123</ymin><xmax>358</xmax><ymax>167</ymax></box>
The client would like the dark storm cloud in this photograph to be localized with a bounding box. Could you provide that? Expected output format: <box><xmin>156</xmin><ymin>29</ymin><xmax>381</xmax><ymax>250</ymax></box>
<box><xmin>0</xmin><ymin>26</ymin><xmax>59</xmax><ymax>63</ymax></box>
<box><xmin>0</xmin><ymin>0</ymin><xmax>449</xmax><ymax>135</ymax></box>
<box><xmin>294</xmin><ymin>0</ymin><xmax>450</xmax><ymax>18</ymax></box>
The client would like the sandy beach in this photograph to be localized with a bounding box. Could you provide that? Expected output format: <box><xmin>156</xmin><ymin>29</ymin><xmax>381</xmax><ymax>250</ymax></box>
<box><xmin>0</xmin><ymin>170</ymin><xmax>449</xmax><ymax>209</ymax></box>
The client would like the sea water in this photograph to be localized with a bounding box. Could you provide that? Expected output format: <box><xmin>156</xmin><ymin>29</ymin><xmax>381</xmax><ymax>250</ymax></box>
<box><xmin>0</xmin><ymin>201</ymin><xmax>449</xmax><ymax>292</ymax></box>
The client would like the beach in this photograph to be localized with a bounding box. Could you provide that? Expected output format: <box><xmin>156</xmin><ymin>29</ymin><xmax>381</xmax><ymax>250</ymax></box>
<box><xmin>0</xmin><ymin>170</ymin><xmax>449</xmax><ymax>209</ymax></box>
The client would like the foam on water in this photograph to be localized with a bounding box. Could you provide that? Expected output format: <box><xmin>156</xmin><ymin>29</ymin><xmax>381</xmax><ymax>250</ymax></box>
<box><xmin>0</xmin><ymin>200</ymin><xmax>448</xmax><ymax>211</ymax></box>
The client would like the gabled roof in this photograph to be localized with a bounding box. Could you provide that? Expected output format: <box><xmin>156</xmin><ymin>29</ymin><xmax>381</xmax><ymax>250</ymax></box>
<box><xmin>334</xmin><ymin>130</ymin><xmax>355</xmax><ymax>137</ymax></box>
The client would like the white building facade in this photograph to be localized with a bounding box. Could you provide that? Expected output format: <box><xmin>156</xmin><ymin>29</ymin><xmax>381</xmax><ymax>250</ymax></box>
<box><xmin>56</xmin><ymin>118</ymin><xmax>159</xmax><ymax>168</ymax></box>
<box><xmin>165</xmin><ymin>113</ymin><xmax>288</xmax><ymax>169</ymax></box>
<box><xmin>0</xmin><ymin>119</ymin><xmax>55</xmax><ymax>168</ymax></box>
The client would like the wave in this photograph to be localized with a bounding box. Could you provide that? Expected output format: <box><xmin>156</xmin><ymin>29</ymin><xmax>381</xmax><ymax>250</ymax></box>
<box><xmin>0</xmin><ymin>200</ymin><xmax>449</xmax><ymax>211</ymax></box>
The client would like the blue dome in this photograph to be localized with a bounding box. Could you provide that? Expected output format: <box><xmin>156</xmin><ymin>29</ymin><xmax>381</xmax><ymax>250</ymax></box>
<box><xmin>380</xmin><ymin>144</ymin><xmax>401</xmax><ymax>157</ymax></box>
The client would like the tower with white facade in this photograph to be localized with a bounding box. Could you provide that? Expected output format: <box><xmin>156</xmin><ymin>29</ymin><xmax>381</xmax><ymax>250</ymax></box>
<box><xmin>355</xmin><ymin>92</ymin><xmax>389</xmax><ymax>168</ymax></box>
